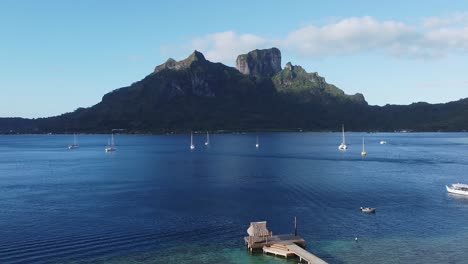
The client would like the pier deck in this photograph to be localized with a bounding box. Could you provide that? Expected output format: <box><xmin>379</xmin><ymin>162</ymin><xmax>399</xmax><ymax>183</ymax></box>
<box><xmin>244</xmin><ymin>234</ymin><xmax>327</xmax><ymax>264</ymax></box>
<box><xmin>286</xmin><ymin>243</ymin><xmax>328</xmax><ymax>264</ymax></box>
<box><xmin>262</xmin><ymin>245</ymin><xmax>296</xmax><ymax>258</ymax></box>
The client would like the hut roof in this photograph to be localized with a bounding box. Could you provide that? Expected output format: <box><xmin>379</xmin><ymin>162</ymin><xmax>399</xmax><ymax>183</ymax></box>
<box><xmin>247</xmin><ymin>221</ymin><xmax>270</xmax><ymax>237</ymax></box>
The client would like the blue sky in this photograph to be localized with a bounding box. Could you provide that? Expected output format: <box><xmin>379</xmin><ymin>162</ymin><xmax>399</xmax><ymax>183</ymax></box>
<box><xmin>2</xmin><ymin>0</ymin><xmax>468</xmax><ymax>118</ymax></box>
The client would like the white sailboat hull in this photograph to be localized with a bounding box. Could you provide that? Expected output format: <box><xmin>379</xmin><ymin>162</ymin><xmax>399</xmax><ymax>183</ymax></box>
<box><xmin>105</xmin><ymin>147</ymin><xmax>115</xmax><ymax>152</ymax></box>
<box><xmin>338</xmin><ymin>144</ymin><xmax>347</xmax><ymax>150</ymax></box>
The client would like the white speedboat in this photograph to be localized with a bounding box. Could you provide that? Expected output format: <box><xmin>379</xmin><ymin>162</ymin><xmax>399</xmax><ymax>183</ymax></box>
<box><xmin>380</xmin><ymin>140</ymin><xmax>387</xmax><ymax>145</ymax></box>
<box><xmin>446</xmin><ymin>183</ymin><xmax>468</xmax><ymax>196</ymax></box>
<box><xmin>360</xmin><ymin>207</ymin><xmax>376</xmax><ymax>213</ymax></box>
<box><xmin>338</xmin><ymin>124</ymin><xmax>347</xmax><ymax>150</ymax></box>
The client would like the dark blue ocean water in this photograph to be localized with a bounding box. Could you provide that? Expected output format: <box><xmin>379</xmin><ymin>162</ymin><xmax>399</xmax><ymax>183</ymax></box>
<box><xmin>1</xmin><ymin>133</ymin><xmax>468</xmax><ymax>264</ymax></box>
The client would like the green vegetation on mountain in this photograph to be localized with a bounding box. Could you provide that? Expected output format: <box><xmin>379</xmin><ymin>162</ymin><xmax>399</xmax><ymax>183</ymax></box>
<box><xmin>272</xmin><ymin>62</ymin><xmax>366</xmax><ymax>105</ymax></box>
<box><xmin>1</xmin><ymin>47</ymin><xmax>468</xmax><ymax>133</ymax></box>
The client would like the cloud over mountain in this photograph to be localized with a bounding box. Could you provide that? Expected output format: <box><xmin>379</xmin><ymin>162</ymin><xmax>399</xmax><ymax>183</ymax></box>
<box><xmin>191</xmin><ymin>31</ymin><xmax>268</xmax><ymax>63</ymax></box>
<box><xmin>185</xmin><ymin>14</ymin><xmax>468</xmax><ymax>64</ymax></box>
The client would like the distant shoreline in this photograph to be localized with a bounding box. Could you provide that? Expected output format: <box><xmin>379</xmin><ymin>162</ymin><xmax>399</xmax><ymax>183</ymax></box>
<box><xmin>1</xmin><ymin>130</ymin><xmax>466</xmax><ymax>135</ymax></box>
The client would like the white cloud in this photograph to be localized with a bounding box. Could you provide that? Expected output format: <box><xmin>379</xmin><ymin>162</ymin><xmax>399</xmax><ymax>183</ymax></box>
<box><xmin>184</xmin><ymin>14</ymin><xmax>468</xmax><ymax>64</ymax></box>
<box><xmin>425</xmin><ymin>27</ymin><xmax>468</xmax><ymax>51</ymax></box>
<box><xmin>282</xmin><ymin>16</ymin><xmax>415</xmax><ymax>57</ymax></box>
<box><xmin>190</xmin><ymin>31</ymin><xmax>267</xmax><ymax>63</ymax></box>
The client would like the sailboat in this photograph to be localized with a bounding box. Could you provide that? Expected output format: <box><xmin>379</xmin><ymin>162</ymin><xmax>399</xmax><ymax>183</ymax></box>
<box><xmin>68</xmin><ymin>134</ymin><xmax>79</xmax><ymax>149</ymax></box>
<box><xmin>205</xmin><ymin>131</ymin><xmax>210</xmax><ymax>146</ymax></box>
<box><xmin>338</xmin><ymin>124</ymin><xmax>348</xmax><ymax>150</ymax></box>
<box><xmin>361</xmin><ymin>137</ymin><xmax>367</xmax><ymax>156</ymax></box>
<box><xmin>255</xmin><ymin>136</ymin><xmax>259</xmax><ymax>148</ymax></box>
<box><xmin>190</xmin><ymin>132</ymin><xmax>195</xmax><ymax>150</ymax></box>
<box><xmin>105</xmin><ymin>133</ymin><xmax>116</xmax><ymax>152</ymax></box>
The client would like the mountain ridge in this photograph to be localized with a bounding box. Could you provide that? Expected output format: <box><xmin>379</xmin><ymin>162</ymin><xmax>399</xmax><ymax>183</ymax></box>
<box><xmin>1</xmin><ymin>47</ymin><xmax>468</xmax><ymax>133</ymax></box>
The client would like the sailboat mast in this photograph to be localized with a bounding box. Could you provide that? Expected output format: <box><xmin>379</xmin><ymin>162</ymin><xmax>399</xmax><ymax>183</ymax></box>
<box><xmin>207</xmin><ymin>131</ymin><xmax>209</xmax><ymax>144</ymax></box>
<box><xmin>191</xmin><ymin>132</ymin><xmax>193</xmax><ymax>145</ymax></box>
<box><xmin>74</xmin><ymin>134</ymin><xmax>77</xmax><ymax>145</ymax></box>
<box><xmin>342</xmin><ymin>125</ymin><xmax>345</xmax><ymax>144</ymax></box>
<box><xmin>362</xmin><ymin>137</ymin><xmax>365</xmax><ymax>152</ymax></box>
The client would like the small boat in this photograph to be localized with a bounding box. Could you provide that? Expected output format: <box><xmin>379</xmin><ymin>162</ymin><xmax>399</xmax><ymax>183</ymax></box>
<box><xmin>205</xmin><ymin>131</ymin><xmax>210</xmax><ymax>146</ymax></box>
<box><xmin>190</xmin><ymin>132</ymin><xmax>195</xmax><ymax>150</ymax></box>
<box><xmin>446</xmin><ymin>183</ymin><xmax>468</xmax><ymax>196</ymax></box>
<box><xmin>361</xmin><ymin>137</ymin><xmax>367</xmax><ymax>156</ymax></box>
<box><xmin>105</xmin><ymin>133</ymin><xmax>116</xmax><ymax>152</ymax></box>
<box><xmin>338</xmin><ymin>124</ymin><xmax>347</xmax><ymax>150</ymax></box>
<box><xmin>68</xmin><ymin>134</ymin><xmax>80</xmax><ymax>149</ymax></box>
<box><xmin>380</xmin><ymin>140</ymin><xmax>387</xmax><ymax>145</ymax></box>
<box><xmin>360</xmin><ymin>207</ymin><xmax>376</xmax><ymax>213</ymax></box>
<box><xmin>255</xmin><ymin>136</ymin><xmax>259</xmax><ymax>148</ymax></box>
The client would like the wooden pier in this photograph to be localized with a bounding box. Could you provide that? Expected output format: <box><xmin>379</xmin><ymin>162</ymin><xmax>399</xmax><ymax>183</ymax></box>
<box><xmin>244</xmin><ymin>221</ymin><xmax>328</xmax><ymax>264</ymax></box>
<box><xmin>285</xmin><ymin>243</ymin><xmax>328</xmax><ymax>264</ymax></box>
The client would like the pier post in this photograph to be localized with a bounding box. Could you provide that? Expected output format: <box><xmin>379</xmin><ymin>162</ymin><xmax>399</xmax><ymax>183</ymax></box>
<box><xmin>294</xmin><ymin>216</ymin><xmax>297</xmax><ymax>237</ymax></box>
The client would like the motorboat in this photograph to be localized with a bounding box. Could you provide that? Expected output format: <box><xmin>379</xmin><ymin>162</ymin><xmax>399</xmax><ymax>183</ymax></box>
<box><xmin>360</xmin><ymin>207</ymin><xmax>376</xmax><ymax>213</ymax></box>
<box><xmin>446</xmin><ymin>183</ymin><xmax>468</xmax><ymax>196</ymax></box>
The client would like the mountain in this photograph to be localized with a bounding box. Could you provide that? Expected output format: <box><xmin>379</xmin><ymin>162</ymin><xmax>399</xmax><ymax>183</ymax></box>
<box><xmin>1</xmin><ymin>48</ymin><xmax>468</xmax><ymax>133</ymax></box>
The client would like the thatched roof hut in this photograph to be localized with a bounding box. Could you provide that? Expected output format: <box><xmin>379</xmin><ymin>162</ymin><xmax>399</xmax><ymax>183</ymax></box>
<box><xmin>247</xmin><ymin>221</ymin><xmax>271</xmax><ymax>237</ymax></box>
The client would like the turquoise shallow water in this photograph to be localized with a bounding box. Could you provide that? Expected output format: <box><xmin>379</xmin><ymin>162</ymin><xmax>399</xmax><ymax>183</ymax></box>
<box><xmin>0</xmin><ymin>133</ymin><xmax>468</xmax><ymax>263</ymax></box>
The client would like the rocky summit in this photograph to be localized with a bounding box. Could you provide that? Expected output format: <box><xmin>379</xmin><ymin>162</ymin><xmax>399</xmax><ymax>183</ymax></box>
<box><xmin>236</xmin><ymin>48</ymin><xmax>282</xmax><ymax>77</ymax></box>
<box><xmin>154</xmin><ymin>51</ymin><xmax>207</xmax><ymax>73</ymax></box>
<box><xmin>2</xmin><ymin>47</ymin><xmax>468</xmax><ymax>133</ymax></box>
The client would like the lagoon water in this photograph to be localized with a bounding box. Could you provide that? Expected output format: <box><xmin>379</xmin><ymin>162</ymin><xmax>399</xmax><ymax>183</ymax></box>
<box><xmin>1</xmin><ymin>133</ymin><xmax>468</xmax><ymax>264</ymax></box>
